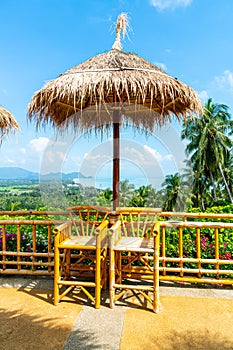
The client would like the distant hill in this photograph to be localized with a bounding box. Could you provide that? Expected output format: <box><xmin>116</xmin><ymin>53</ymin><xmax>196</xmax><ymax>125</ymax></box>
<box><xmin>0</xmin><ymin>167</ymin><xmax>38</xmax><ymax>180</ymax></box>
<box><xmin>0</xmin><ymin>167</ymin><xmax>90</xmax><ymax>181</ymax></box>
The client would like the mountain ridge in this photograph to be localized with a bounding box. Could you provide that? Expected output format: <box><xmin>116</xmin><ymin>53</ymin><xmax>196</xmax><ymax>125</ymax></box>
<box><xmin>0</xmin><ymin>167</ymin><xmax>90</xmax><ymax>180</ymax></box>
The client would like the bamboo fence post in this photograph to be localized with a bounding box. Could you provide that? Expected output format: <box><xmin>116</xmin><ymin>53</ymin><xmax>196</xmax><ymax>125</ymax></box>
<box><xmin>161</xmin><ymin>226</ymin><xmax>166</xmax><ymax>276</ymax></box>
<box><xmin>215</xmin><ymin>228</ymin><xmax>219</xmax><ymax>279</ymax></box>
<box><xmin>153</xmin><ymin>222</ymin><xmax>160</xmax><ymax>313</ymax></box>
<box><xmin>196</xmin><ymin>227</ymin><xmax>201</xmax><ymax>278</ymax></box>
<box><xmin>2</xmin><ymin>224</ymin><xmax>6</xmax><ymax>270</ymax></box>
<box><xmin>47</xmin><ymin>224</ymin><xmax>52</xmax><ymax>273</ymax></box>
<box><xmin>32</xmin><ymin>224</ymin><xmax>37</xmax><ymax>272</ymax></box>
<box><xmin>178</xmin><ymin>227</ymin><xmax>183</xmax><ymax>277</ymax></box>
<box><xmin>17</xmin><ymin>224</ymin><xmax>21</xmax><ymax>271</ymax></box>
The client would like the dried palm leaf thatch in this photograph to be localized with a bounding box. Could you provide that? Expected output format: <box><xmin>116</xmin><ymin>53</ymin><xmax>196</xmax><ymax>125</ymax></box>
<box><xmin>28</xmin><ymin>13</ymin><xmax>202</xmax><ymax>134</ymax></box>
<box><xmin>0</xmin><ymin>105</ymin><xmax>19</xmax><ymax>138</ymax></box>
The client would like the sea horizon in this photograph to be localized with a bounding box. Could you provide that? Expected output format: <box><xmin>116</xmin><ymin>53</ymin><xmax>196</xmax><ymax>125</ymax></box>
<box><xmin>74</xmin><ymin>176</ymin><xmax>164</xmax><ymax>190</ymax></box>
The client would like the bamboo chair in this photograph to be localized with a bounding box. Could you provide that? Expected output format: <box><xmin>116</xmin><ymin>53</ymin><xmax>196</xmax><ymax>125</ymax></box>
<box><xmin>53</xmin><ymin>206</ymin><xmax>110</xmax><ymax>308</ymax></box>
<box><xmin>109</xmin><ymin>207</ymin><xmax>161</xmax><ymax>313</ymax></box>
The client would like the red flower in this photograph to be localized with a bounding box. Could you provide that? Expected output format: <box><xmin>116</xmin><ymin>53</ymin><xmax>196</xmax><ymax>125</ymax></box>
<box><xmin>225</xmin><ymin>252</ymin><xmax>232</xmax><ymax>260</ymax></box>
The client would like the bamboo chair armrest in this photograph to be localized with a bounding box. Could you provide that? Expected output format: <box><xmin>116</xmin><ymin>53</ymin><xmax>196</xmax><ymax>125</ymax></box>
<box><xmin>54</xmin><ymin>221</ymin><xmax>72</xmax><ymax>235</ymax></box>
<box><xmin>53</xmin><ymin>221</ymin><xmax>72</xmax><ymax>244</ymax></box>
<box><xmin>109</xmin><ymin>220</ymin><xmax>122</xmax><ymax>246</ymax></box>
<box><xmin>95</xmin><ymin>220</ymin><xmax>109</xmax><ymax>248</ymax></box>
<box><xmin>109</xmin><ymin>220</ymin><xmax>121</xmax><ymax>233</ymax></box>
<box><xmin>151</xmin><ymin>222</ymin><xmax>160</xmax><ymax>236</ymax></box>
<box><xmin>95</xmin><ymin>219</ymin><xmax>109</xmax><ymax>233</ymax></box>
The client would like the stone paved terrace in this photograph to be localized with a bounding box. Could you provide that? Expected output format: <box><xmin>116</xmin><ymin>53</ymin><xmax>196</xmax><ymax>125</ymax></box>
<box><xmin>0</xmin><ymin>276</ymin><xmax>233</xmax><ymax>350</ymax></box>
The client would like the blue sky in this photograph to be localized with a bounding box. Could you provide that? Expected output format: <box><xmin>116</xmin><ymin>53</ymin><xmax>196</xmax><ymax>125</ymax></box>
<box><xmin>1</xmin><ymin>0</ymin><xmax>233</xmax><ymax>186</ymax></box>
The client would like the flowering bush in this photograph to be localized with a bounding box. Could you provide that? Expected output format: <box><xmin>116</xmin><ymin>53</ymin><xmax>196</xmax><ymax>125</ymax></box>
<box><xmin>163</xmin><ymin>226</ymin><xmax>233</xmax><ymax>277</ymax></box>
<box><xmin>0</xmin><ymin>224</ymin><xmax>53</xmax><ymax>270</ymax></box>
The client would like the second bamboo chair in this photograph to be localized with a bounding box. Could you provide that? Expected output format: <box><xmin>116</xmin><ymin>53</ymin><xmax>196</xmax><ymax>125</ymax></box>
<box><xmin>109</xmin><ymin>208</ymin><xmax>161</xmax><ymax>313</ymax></box>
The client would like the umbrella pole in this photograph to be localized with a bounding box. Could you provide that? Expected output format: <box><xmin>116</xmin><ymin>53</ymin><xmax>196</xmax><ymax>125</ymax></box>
<box><xmin>113</xmin><ymin>108</ymin><xmax>120</xmax><ymax>211</ymax></box>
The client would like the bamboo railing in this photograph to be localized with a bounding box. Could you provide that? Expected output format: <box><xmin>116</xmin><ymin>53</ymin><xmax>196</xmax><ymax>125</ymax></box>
<box><xmin>0</xmin><ymin>210</ymin><xmax>68</xmax><ymax>275</ymax></box>
<box><xmin>159</xmin><ymin>220</ymin><xmax>233</xmax><ymax>285</ymax></box>
<box><xmin>114</xmin><ymin>208</ymin><xmax>233</xmax><ymax>286</ymax></box>
<box><xmin>0</xmin><ymin>209</ymin><xmax>233</xmax><ymax>286</ymax></box>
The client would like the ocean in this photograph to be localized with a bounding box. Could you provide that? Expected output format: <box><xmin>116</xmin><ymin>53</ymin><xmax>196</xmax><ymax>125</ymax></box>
<box><xmin>74</xmin><ymin>176</ymin><xmax>164</xmax><ymax>189</ymax></box>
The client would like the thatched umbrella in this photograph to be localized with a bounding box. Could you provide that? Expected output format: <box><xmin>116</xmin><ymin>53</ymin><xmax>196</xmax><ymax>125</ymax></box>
<box><xmin>28</xmin><ymin>13</ymin><xmax>202</xmax><ymax>210</ymax></box>
<box><xmin>0</xmin><ymin>105</ymin><xmax>19</xmax><ymax>139</ymax></box>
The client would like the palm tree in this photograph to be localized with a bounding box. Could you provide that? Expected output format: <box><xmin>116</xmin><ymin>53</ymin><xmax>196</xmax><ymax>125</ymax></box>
<box><xmin>219</xmin><ymin>149</ymin><xmax>233</xmax><ymax>202</ymax></box>
<box><xmin>98</xmin><ymin>188</ymin><xmax>113</xmax><ymax>206</ymax></box>
<box><xmin>130</xmin><ymin>185</ymin><xmax>150</xmax><ymax>207</ymax></box>
<box><xmin>181</xmin><ymin>99</ymin><xmax>233</xmax><ymax>206</ymax></box>
<box><xmin>161</xmin><ymin>173</ymin><xmax>187</xmax><ymax>211</ymax></box>
<box><xmin>119</xmin><ymin>180</ymin><xmax>135</xmax><ymax>206</ymax></box>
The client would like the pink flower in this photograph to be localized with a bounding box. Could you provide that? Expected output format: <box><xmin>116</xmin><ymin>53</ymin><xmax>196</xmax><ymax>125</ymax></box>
<box><xmin>225</xmin><ymin>252</ymin><xmax>232</xmax><ymax>260</ymax></box>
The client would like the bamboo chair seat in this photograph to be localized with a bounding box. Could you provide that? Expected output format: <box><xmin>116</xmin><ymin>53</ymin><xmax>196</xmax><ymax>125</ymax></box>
<box><xmin>112</xmin><ymin>236</ymin><xmax>155</xmax><ymax>252</ymax></box>
<box><xmin>58</xmin><ymin>235</ymin><xmax>97</xmax><ymax>249</ymax></box>
<box><xmin>54</xmin><ymin>206</ymin><xmax>109</xmax><ymax>309</ymax></box>
<box><xmin>109</xmin><ymin>208</ymin><xmax>161</xmax><ymax>313</ymax></box>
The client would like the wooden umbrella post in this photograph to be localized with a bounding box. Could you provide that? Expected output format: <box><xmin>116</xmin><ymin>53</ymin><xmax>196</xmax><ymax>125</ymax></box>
<box><xmin>113</xmin><ymin>108</ymin><xmax>120</xmax><ymax>211</ymax></box>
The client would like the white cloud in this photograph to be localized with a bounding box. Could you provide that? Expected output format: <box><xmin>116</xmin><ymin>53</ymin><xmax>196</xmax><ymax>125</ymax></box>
<box><xmin>154</xmin><ymin>62</ymin><xmax>168</xmax><ymax>71</ymax></box>
<box><xmin>20</xmin><ymin>147</ymin><xmax>26</xmax><ymax>154</ymax></box>
<box><xmin>144</xmin><ymin>145</ymin><xmax>163</xmax><ymax>161</ymax></box>
<box><xmin>164</xmin><ymin>154</ymin><xmax>174</xmax><ymax>161</ymax></box>
<box><xmin>29</xmin><ymin>137</ymin><xmax>49</xmax><ymax>153</ymax></box>
<box><xmin>144</xmin><ymin>145</ymin><xmax>173</xmax><ymax>162</ymax></box>
<box><xmin>198</xmin><ymin>90</ymin><xmax>209</xmax><ymax>102</ymax></box>
<box><xmin>150</xmin><ymin>0</ymin><xmax>192</xmax><ymax>10</ymax></box>
<box><xmin>5</xmin><ymin>158</ymin><xmax>15</xmax><ymax>164</ymax></box>
<box><xmin>215</xmin><ymin>70</ymin><xmax>233</xmax><ymax>91</ymax></box>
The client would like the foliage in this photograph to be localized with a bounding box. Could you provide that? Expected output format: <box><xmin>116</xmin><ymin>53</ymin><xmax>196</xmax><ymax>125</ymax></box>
<box><xmin>181</xmin><ymin>98</ymin><xmax>233</xmax><ymax>210</ymax></box>
<box><xmin>163</xmin><ymin>226</ymin><xmax>233</xmax><ymax>275</ymax></box>
<box><xmin>160</xmin><ymin>173</ymin><xmax>190</xmax><ymax>211</ymax></box>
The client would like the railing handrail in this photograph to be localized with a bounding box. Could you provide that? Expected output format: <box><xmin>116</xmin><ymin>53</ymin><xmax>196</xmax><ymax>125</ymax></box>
<box><xmin>161</xmin><ymin>221</ymin><xmax>233</xmax><ymax>229</ymax></box>
<box><xmin>0</xmin><ymin>219</ymin><xmax>65</xmax><ymax>225</ymax></box>
<box><xmin>0</xmin><ymin>209</ymin><xmax>233</xmax><ymax>221</ymax></box>
<box><xmin>159</xmin><ymin>212</ymin><xmax>233</xmax><ymax>219</ymax></box>
<box><xmin>0</xmin><ymin>210</ymin><xmax>69</xmax><ymax>216</ymax></box>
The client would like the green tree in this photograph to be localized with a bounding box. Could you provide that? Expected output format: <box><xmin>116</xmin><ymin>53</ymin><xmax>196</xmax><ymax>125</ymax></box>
<box><xmin>181</xmin><ymin>99</ymin><xmax>233</xmax><ymax>207</ymax></box>
<box><xmin>97</xmin><ymin>188</ymin><xmax>113</xmax><ymax>206</ymax></box>
<box><xmin>119</xmin><ymin>180</ymin><xmax>135</xmax><ymax>206</ymax></box>
<box><xmin>161</xmin><ymin>173</ymin><xmax>186</xmax><ymax>211</ymax></box>
<box><xmin>130</xmin><ymin>185</ymin><xmax>150</xmax><ymax>207</ymax></box>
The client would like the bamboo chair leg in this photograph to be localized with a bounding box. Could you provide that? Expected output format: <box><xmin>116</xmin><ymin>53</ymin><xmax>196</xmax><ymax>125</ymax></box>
<box><xmin>102</xmin><ymin>249</ymin><xmax>107</xmax><ymax>290</ymax></box>
<box><xmin>54</xmin><ymin>241</ymin><xmax>60</xmax><ymax>306</ymax></box>
<box><xmin>109</xmin><ymin>247</ymin><xmax>115</xmax><ymax>309</ymax></box>
<box><xmin>115</xmin><ymin>251</ymin><xmax>122</xmax><ymax>284</ymax></box>
<box><xmin>95</xmin><ymin>246</ymin><xmax>101</xmax><ymax>309</ymax></box>
<box><xmin>153</xmin><ymin>232</ymin><xmax>160</xmax><ymax>313</ymax></box>
<box><xmin>65</xmin><ymin>249</ymin><xmax>71</xmax><ymax>280</ymax></box>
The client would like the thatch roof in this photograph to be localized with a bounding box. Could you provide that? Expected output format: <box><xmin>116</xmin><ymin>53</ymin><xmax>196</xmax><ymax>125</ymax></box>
<box><xmin>28</xmin><ymin>14</ymin><xmax>202</xmax><ymax>134</ymax></box>
<box><xmin>0</xmin><ymin>106</ymin><xmax>19</xmax><ymax>138</ymax></box>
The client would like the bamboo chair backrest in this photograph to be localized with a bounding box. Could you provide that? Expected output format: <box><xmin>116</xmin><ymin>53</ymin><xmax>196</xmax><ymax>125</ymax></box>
<box><xmin>67</xmin><ymin>206</ymin><xmax>110</xmax><ymax>236</ymax></box>
<box><xmin>115</xmin><ymin>207</ymin><xmax>162</xmax><ymax>237</ymax></box>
